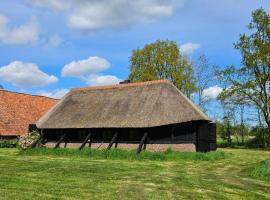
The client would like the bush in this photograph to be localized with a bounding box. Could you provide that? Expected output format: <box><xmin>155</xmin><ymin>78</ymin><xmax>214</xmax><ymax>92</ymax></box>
<box><xmin>19</xmin><ymin>147</ymin><xmax>229</xmax><ymax>161</ymax></box>
<box><xmin>18</xmin><ymin>131</ymin><xmax>41</xmax><ymax>150</ymax></box>
<box><xmin>0</xmin><ymin>140</ymin><xmax>17</xmax><ymax>148</ymax></box>
<box><xmin>217</xmin><ymin>137</ymin><xmax>245</xmax><ymax>148</ymax></box>
<box><xmin>249</xmin><ymin>160</ymin><xmax>270</xmax><ymax>181</ymax></box>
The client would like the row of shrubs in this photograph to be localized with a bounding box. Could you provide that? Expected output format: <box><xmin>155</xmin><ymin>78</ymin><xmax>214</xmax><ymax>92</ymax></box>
<box><xmin>217</xmin><ymin>137</ymin><xmax>270</xmax><ymax>149</ymax></box>
<box><xmin>0</xmin><ymin>131</ymin><xmax>40</xmax><ymax>149</ymax></box>
<box><xmin>0</xmin><ymin>140</ymin><xmax>17</xmax><ymax>148</ymax></box>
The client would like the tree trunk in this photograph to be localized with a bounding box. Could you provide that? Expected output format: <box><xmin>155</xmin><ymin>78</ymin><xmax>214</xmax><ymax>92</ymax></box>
<box><xmin>262</xmin><ymin>130</ymin><xmax>266</xmax><ymax>149</ymax></box>
<box><xmin>262</xmin><ymin>110</ymin><xmax>270</xmax><ymax>149</ymax></box>
<box><xmin>240</xmin><ymin>105</ymin><xmax>245</xmax><ymax>144</ymax></box>
<box><xmin>257</xmin><ymin>108</ymin><xmax>266</xmax><ymax>149</ymax></box>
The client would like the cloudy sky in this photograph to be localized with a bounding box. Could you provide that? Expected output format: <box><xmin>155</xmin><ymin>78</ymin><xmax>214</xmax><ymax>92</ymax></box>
<box><xmin>0</xmin><ymin>0</ymin><xmax>269</xmax><ymax>106</ymax></box>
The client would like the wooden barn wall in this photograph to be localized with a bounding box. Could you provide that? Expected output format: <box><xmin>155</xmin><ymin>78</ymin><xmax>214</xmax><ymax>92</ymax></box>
<box><xmin>40</xmin><ymin>121</ymin><xmax>216</xmax><ymax>152</ymax></box>
<box><xmin>196</xmin><ymin>122</ymin><xmax>217</xmax><ymax>152</ymax></box>
<box><xmin>41</xmin><ymin>121</ymin><xmax>197</xmax><ymax>144</ymax></box>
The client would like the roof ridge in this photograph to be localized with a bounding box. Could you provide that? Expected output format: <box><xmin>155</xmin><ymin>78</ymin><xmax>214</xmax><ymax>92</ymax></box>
<box><xmin>72</xmin><ymin>79</ymin><xmax>169</xmax><ymax>92</ymax></box>
<box><xmin>0</xmin><ymin>90</ymin><xmax>59</xmax><ymax>100</ymax></box>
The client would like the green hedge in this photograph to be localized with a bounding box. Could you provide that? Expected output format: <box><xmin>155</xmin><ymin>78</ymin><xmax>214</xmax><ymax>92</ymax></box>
<box><xmin>0</xmin><ymin>140</ymin><xmax>17</xmax><ymax>148</ymax></box>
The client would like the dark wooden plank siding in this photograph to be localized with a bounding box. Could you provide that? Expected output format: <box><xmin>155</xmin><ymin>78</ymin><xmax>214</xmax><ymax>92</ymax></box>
<box><xmin>40</xmin><ymin>121</ymin><xmax>216</xmax><ymax>152</ymax></box>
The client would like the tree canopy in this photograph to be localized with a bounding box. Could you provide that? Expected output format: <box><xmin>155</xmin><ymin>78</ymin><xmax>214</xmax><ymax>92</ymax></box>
<box><xmin>128</xmin><ymin>40</ymin><xmax>196</xmax><ymax>98</ymax></box>
<box><xmin>218</xmin><ymin>8</ymin><xmax>270</xmax><ymax>147</ymax></box>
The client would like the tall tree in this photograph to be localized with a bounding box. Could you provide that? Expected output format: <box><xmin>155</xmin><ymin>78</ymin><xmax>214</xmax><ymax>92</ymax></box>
<box><xmin>219</xmin><ymin>93</ymin><xmax>250</xmax><ymax>144</ymax></box>
<box><xmin>128</xmin><ymin>40</ymin><xmax>196</xmax><ymax>98</ymax></box>
<box><xmin>193</xmin><ymin>54</ymin><xmax>216</xmax><ymax>111</ymax></box>
<box><xmin>218</xmin><ymin>8</ymin><xmax>270</xmax><ymax>148</ymax></box>
<box><xmin>220</xmin><ymin>100</ymin><xmax>236</xmax><ymax>145</ymax></box>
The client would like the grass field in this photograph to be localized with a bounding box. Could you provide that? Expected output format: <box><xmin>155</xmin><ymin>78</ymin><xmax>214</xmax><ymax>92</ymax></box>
<box><xmin>0</xmin><ymin>148</ymin><xmax>269</xmax><ymax>200</ymax></box>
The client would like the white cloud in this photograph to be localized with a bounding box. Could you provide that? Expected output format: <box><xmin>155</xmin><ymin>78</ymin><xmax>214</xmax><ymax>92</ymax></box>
<box><xmin>87</xmin><ymin>75</ymin><xmax>122</xmax><ymax>86</ymax></box>
<box><xmin>27</xmin><ymin>0</ymin><xmax>184</xmax><ymax>31</ymax></box>
<box><xmin>67</xmin><ymin>1</ymin><xmax>176</xmax><ymax>31</ymax></box>
<box><xmin>37</xmin><ymin>88</ymin><xmax>69</xmax><ymax>99</ymax></box>
<box><xmin>47</xmin><ymin>34</ymin><xmax>63</xmax><ymax>47</ymax></box>
<box><xmin>61</xmin><ymin>56</ymin><xmax>121</xmax><ymax>86</ymax></box>
<box><xmin>62</xmin><ymin>56</ymin><xmax>110</xmax><ymax>78</ymax></box>
<box><xmin>26</xmin><ymin>0</ymin><xmax>72</xmax><ymax>11</ymax></box>
<box><xmin>202</xmin><ymin>85</ymin><xmax>223</xmax><ymax>101</ymax></box>
<box><xmin>0</xmin><ymin>61</ymin><xmax>57</xmax><ymax>88</ymax></box>
<box><xmin>180</xmin><ymin>43</ymin><xmax>200</xmax><ymax>54</ymax></box>
<box><xmin>0</xmin><ymin>14</ymin><xmax>39</xmax><ymax>45</ymax></box>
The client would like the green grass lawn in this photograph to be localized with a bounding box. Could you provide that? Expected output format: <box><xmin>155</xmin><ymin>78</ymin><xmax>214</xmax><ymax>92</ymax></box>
<box><xmin>0</xmin><ymin>148</ymin><xmax>270</xmax><ymax>200</ymax></box>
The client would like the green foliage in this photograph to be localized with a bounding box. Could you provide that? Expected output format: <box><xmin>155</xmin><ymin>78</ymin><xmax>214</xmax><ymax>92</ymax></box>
<box><xmin>217</xmin><ymin>120</ymin><xmax>270</xmax><ymax>148</ymax></box>
<box><xmin>19</xmin><ymin>148</ymin><xmax>228</xmax><ymax>161</ymax></box>
<box><xmin>218</xmin><ymin>8</ymin><xmax>270</xmax><ymax>146</ymax></box>
<box><xmin>0</xmin><ymin>140</ymin><xmax>17</xmax><ymax>148</ymax></box>
<box><xmin>249</xmin><ymin>160</ymin><xmax>270</xmax><ymax>181</ymax></box>
<box><xmin>18</xmin><ymin>131</ymin><xmax>41</xmax><ymax>150</ymax></box>
<box><xmin>128</xmin><ymin>40</ymin><xmax>197</xmax><ymax>98</ymax></box>
<box><xmin>217</xmin><ymin>137</ymin><xmax>248</xmax><ymax>148</ymax></box>
<box><xmin>248</xmin><ymin>126</ymin><xmax>270</xmax><ymax>148</ymax></box>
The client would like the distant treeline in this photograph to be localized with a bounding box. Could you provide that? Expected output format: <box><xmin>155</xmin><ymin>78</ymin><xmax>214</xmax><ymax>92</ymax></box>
<box><xmin>127</xmin><ymin>8</ymin><xmax>270</xmax><ymax>149</ymax></box>
<box><xmin>216</xmin><ymin>122</ymin><xmax>269</xmax><ymax>148</ymax></box>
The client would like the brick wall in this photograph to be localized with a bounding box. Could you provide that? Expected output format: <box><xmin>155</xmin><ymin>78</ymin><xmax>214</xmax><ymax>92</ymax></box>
<box><xmin>45</xmin><ymin>142</ymin><xmax>196</xmax><ymax>152</ymax></box>
<box><xmin>0</xmin><ymin>91</ymin><xmax>58</xmax><ymax>136</ymax></box>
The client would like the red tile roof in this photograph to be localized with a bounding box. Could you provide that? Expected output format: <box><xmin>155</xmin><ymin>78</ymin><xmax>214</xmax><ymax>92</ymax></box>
<box><xmin>72</xmin><ymin>79</ymin><xmax>169</xmax><ymax>92</ymax></box>
<box><xmin>0</xmin><ymin>90</ymin><xmax>58</xmax><ymax>136</ymax></box>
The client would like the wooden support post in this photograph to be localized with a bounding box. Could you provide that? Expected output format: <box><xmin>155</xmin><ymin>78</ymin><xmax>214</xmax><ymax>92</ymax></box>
<box><xmin>143</xmin><ymin>137</ymin><xmax>147</xmax><ymax>150</ymax></box>
<box><xmin>97</xmin><ymin>142</ymin><xmax>103</xmax><ymax>149</ymax></box>
<box><xmin>89</xmin><ymin>139</ymin><xmax>92</xmax><ymax>148</ymax></box>
<box><xmin>54</xmin><ymin>133</ymin><xmax>66</xmax><ymax>149</ymax></box>
<box><xmin>137</xmin><ymin>132</ymin><xmax>148</xmax><ymax>154</ymax></box>
<box><xmin>115</xmin><ymin>138</ymin><xmax>118</xmax><ymax>148</ymax></box>
<box><xmin>107</xmin><ymin>132</ymin><xmax>118</xmax><ymax>150</ymax></box>
<box><xmin>79</xmin><ymin>133</ymin><xmax>91</xmax><ymax>150</ymax></box>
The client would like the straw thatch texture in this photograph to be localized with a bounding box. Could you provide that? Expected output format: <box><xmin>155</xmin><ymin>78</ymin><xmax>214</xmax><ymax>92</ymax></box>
<box><xmin>37</xmin><ymin>80</ymin><xmax>209</xmax><ymax>129</ymax></box>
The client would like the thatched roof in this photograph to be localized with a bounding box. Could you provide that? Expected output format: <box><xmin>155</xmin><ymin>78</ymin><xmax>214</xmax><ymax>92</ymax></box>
<box><xmin>37</xmin><ymin>80</ymin><xmax>209</xmax><ymax>129</ymax></box>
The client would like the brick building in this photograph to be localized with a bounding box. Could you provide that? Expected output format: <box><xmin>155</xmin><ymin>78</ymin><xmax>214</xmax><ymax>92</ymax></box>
<box><xmin>0</xmin><ymin>90</ymin><xmax>58</xmax><ymax>138</ymax></box>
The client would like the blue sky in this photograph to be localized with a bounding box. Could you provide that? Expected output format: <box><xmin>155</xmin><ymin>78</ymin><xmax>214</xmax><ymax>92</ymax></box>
<box><xmin>0</xmin><ymin>0</ymin><xmax>269</xmax><ymax>120</ymax></box>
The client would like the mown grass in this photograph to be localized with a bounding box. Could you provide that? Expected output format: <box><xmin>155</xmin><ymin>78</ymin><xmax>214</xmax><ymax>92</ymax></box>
<box><xmin>249</xmin><ymin>160</ymin><xmax>270</xmax><ymax>181</ymax></box>
<box><xmin>19</xmin><ymin>147</ymin><xmax>228</xmax><ymax>161</ymax></box>
<box><xmin>0</xmin><ymin>148</ymin><xmax>270</xmax><ymax>199</ymax></box>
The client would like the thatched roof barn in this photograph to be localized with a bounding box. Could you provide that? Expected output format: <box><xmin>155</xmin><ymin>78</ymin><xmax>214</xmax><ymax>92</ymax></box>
<box><xmin>37</xmin><ymin>80</ymin><xmax>216</xmax><ymax>152</ymax></box>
